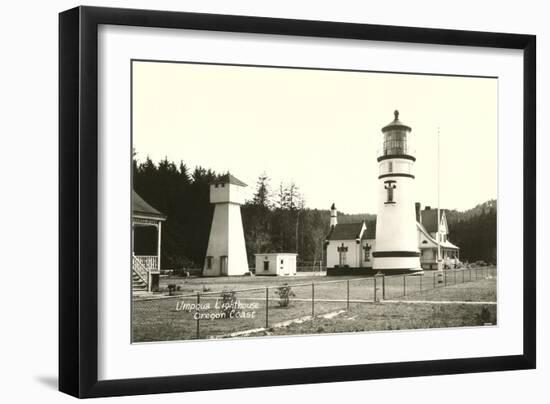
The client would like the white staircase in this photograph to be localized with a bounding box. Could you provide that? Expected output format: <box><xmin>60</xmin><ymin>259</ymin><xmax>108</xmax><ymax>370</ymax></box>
<box><xmin>132</xmin><ymin>255</ymin><xmax>149</xmax><ymax>292</ymax></box>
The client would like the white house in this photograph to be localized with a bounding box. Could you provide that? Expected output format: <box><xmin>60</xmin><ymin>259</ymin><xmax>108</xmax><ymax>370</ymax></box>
<box><xmin>325</xmin><ymin>204</ymin><xmax>375</xmax><ymax>274</ymax></box>
<box><xmin>417</xmin><ymin>205</ymin><xmax>460</xmax><ymax>270</ymax></box>
<box><xmin>202</xmin><ymin>174</ymin><xmax>250</xmax><ymax>276</ymax></box>
<box><xmin>254</xmin><ymin>253</ymin><xmax>297</xmax><ymax>276</ymax></box>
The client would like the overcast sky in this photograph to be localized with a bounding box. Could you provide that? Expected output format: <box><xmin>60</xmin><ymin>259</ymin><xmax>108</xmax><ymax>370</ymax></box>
<box><xmin>133</xmin><ymin>60</ymin><xmax>497</xmax><ymax>214</ymax></box>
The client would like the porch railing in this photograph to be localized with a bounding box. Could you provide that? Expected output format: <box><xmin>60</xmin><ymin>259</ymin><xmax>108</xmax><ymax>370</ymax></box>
<box><xmin>132</xmin><ymin>255</ymin><xmax>149</xmax><ymax>286</ymax></box>
<box><xmin>135</xmin><ymin>255</ymin><xmax>159</xmax><ymax>273</ymax></box>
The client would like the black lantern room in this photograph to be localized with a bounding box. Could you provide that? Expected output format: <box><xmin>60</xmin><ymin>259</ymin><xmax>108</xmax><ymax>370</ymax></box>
<box><xmin>379</xmin><ymin>110</ymin><xmax>414</xmax><ymax>159</ymax></box>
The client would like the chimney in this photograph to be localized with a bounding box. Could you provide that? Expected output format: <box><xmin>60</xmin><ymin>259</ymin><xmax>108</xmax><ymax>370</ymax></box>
<box><xmin>415</xmin><ymin>202</ymin><xmax>421</xmax><ymax>224</ymax></box>
<box><xmin>330</xmin><ymin>203</ymin><xmax>338</xmax><ymax>227</ymax></box>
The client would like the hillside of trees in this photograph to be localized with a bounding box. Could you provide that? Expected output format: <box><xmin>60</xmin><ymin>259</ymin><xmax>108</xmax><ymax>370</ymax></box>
<box><xmin>444</xmin><ymin>200</ymin><xmax>497</xmax><ymax>264</ymax></box>
<box><xmin>133</xmin><ymin>156</ymin><xmax>497</xmax><ymax>269</ymax></box>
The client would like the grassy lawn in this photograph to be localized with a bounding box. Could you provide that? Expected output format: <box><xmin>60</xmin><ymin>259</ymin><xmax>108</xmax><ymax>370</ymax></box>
<box><xmin>247</xmin><ymin>301</ymin><xmax>496</xmax><ymax>337</ymax></box>
<box><xmin>132</xmin><ymin>268</ymin><xmax>496</xmax><ymax>342</ymax></box>
<box><xmin>148</xmin><ymin>266</ymin><xmax>495</xmax><ymax>300</ymax></box>
<box><xmin>399</xmin><ymin>278</ymin><xmax>496</xmax><ymax>302</ymax></box>
<box><xmin>246</xmin><ymin>277</ymin><xmax>497</xmax><ymax>337</ymax></box>
<box><xmin>156</xmin><ymin>274</ymin><xmax>359</xmax><ymax>297</ymax></box>
<box><xmin>132</xmin><ymin>290</ymin><xmax>347</xmax><ymax>342</ymax></box>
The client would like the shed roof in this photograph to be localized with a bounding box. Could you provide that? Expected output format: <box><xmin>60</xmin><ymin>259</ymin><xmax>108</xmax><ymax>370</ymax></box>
<box><xmin>327</xmin><ymin>222</ymin><xmax>365</xmax><ymax>240</ymax></box>
<box><xmin>213</xmin><ymin>173</ymin><xmax>248</xmax><ymax>187</ymax></box>
<box><xmin>132</xmin><ymin>190</ymin><xmax>166</xmax><ymax>220</ymax></box>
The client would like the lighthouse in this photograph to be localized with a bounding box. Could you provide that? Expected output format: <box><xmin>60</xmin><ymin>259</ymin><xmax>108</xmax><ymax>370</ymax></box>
<box><xmin>372</xmin><ymin>110</ymin><xmax>421</xmax><ymax>272</ymax></box>
<box><xmin>202</xmin><ymin>173</ymin><xmax>249</xmax><ymax>276</ymax></box>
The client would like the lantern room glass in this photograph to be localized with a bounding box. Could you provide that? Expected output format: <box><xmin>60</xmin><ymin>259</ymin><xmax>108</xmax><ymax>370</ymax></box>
<box><xmin>382</xmin><ymin>128</ymin><xmax>410</xmax><ymax>156</ymax></box>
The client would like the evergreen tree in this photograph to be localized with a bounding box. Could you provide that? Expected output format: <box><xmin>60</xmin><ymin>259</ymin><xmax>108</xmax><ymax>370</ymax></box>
<box><xmin>252</xmin><ymin>173</ymin><xmax>272</xmax><ymax>208</ymax></box>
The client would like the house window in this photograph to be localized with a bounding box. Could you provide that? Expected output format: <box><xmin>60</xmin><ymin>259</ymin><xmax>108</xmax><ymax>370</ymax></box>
<box><xmin>280</xmin><ymin>259</ymin><xmax>284</xmax><ymax>265</ymax></box>
<box><xmin>206</xmin><ymin>256</ymin><xmax>213</xmax><ymax>269</ymax></box>
<box><xmin>263</xmin><ymin>261</ymin><xmax>269</xmax><ymax>271</ymax></box>
<box><xmin>388</xmin><ymin>161</ymin><xmax>393</xmax><ymax>173</ymax></box>
<box><xmin>363</xmin><ymin>243</ymin><xmax>371</xmax><ymax>261</ymax></box>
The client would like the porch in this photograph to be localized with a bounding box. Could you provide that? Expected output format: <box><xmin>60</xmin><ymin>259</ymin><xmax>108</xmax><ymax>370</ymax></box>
<box><xmin>132</xmin><ymin>191</ymin><xmax>167</xmax><ymax>292</ymax></box>
<box><xmin>420</xmin><ymin>247</ymin><xmax>460</xmax><ymax>270</ymax></box>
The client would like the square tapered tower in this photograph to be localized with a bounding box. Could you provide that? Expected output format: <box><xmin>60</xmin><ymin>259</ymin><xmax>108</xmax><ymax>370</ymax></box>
<box><xmin>202</xmin><ymin>174</ymin><xmax>249</xmax><ymax>276</ymax></box>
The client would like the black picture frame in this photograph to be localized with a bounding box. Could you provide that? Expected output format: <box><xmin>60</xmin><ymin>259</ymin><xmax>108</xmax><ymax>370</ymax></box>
<box><xmin>59</xmin><ymin>6</ymin><xmax>536</xmax><ymax>398</ymax></box>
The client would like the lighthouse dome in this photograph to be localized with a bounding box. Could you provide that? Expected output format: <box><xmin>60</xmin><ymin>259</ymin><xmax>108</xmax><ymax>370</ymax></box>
<box><xmin>382</xmin><ymin>110</ymin><xmax>411</xmax><ymax>132</ymax></box>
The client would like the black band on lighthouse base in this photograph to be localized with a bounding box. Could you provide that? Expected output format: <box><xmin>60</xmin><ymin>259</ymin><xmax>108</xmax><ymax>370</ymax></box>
<box><xmin>372</xmin><ymin>251</ymin><xmax>421</xmax><ymax>258</ymax></box>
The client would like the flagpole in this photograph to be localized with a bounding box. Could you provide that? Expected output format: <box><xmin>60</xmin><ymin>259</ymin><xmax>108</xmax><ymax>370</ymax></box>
<box><xmin>437</xmin><ymin>126</ymin><xmax>442</xmax><ymax>271</ymax></box>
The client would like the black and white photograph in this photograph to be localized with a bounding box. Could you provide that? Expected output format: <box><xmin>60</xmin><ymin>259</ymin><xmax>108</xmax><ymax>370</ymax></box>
<box><xmin>131</xmin><ymin>60</ymin><xmax>498</xmax><ymax>343</ymax></box>
<box><xmin>0</xmin><ymin>1</ymin><xmax>542</xmax><ymax>402</ymax></box>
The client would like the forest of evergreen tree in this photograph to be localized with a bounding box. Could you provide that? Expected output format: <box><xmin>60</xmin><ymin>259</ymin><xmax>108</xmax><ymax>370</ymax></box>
<box><xmin>133</xmin><ymin>156</ymin><xmax>497</xmax><ymax>270</ymax></box>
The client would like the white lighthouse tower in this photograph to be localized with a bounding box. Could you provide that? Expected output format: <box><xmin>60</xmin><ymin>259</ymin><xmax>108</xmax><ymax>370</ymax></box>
<box><xmin>202</xmin><ymin>174</ymin><xmax>249</xmax><ymax>276</ymax></box>
<box><xmin>372</xmin><ymin>110</ymin><xmax>421</xmax><ymax>272</ymax></box>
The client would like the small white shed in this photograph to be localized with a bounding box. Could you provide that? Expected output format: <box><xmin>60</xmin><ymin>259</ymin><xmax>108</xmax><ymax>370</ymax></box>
<box><xmin>254</xmin><ymin>253</ymin><xmax>297</xmax><ymax>276</ymax></box>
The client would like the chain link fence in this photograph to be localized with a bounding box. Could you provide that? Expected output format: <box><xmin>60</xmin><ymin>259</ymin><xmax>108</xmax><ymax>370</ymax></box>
<box><xmin>132</xmin><ymin>266</ymin><xmax>496</xmax><ymax>342</ymax></box>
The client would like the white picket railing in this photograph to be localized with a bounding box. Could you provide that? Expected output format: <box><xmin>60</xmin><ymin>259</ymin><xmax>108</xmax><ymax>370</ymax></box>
<box><xmin>135</xmin><ymin>255</ymin><xmax>159</xmax><ymax>273</ymax></box>
<box><xmin>132</xmin><ymin>255</ymin><xmax>149</xmax><ymax>286</ymax></box>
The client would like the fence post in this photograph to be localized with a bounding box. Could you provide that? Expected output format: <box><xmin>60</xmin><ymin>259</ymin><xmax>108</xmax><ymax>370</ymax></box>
<box><xmin>382</xmin><ymin>275</ymin><xmax>386</xmax><ymax>300</ymax></box>
<box><xmin>454</xmin><ymin>270</ymin><xmax>456</xmax><ymax>284</ymax></box>
<box><xmin>420</xmin><ymin>274</ymin><xmax>423</xmax><ymax>292</ymax></box>
<box><xmin>433</xmin><ymin>271</ymin><xmax>436</xmax><ymax>289</ymax></box>
<box><xmin>311</xmin><ymin>283</ymin><xmax>315</xmax><ymax>319</ymax></box>
<box><xmin>462</xmin><ymin>269</ymin><xmax>465</xmax><ymax>283</ymax></box>
<box><xmin>347</xmin><ymin>279</ymin><xmax>350</xmax><ymax>310</ymax></box>
<box><xmin>196</xmin><ymin>292</ymin><xmax>200</xmax><ymax>339</ymax></box>
<box><xmin>373</xmin><ymin>276</ymin><xmax>377</xmax><ymax>302</ymax></box>
<box><xmin>444</xmin><ymin>271</ymin><xmax>447</xmax><ymax>287</ymax></box>
<box><xmin>403</xmin><ymin>275</ymin><xmax>406</xmax><ymax>296</ymax></box>
<box><xmin>265</xmin><ymin>287</ymin><xmax>269</xmax><ymax>329</ymax></box>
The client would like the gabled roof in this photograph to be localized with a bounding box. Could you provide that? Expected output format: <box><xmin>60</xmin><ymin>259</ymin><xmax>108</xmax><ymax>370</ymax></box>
<box><xmin>417</xmin><ymin>221</ymin><xmax>437</xmax><ymax>247</ymax></box>
<box><xmin>327</xmin><ymin>222</ymin><xmax>365</xmax><ymax>240</ymax></box>
<box><xmin>417</xmin><ymin>221</ymin><xmax>459</xmax><ymax>250</ymax></box>
<box><xmin>361</xmin><ymin>221</ymin><xmax>376</xmax><ymax>240</ymax></box>
<box><xmin>132</xmin><ymin>190</ymin><xmax>166</xmax><ymax>220</ymax></box>
<box><xmin>213</xmin><ymin>173</ymin><xmax>248</xmax><ymax>187</ymax></box>
<box><xmin>421</xmin><ymin>209</ymin><xmax>447</xmax><ymax>233</ymax></box>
